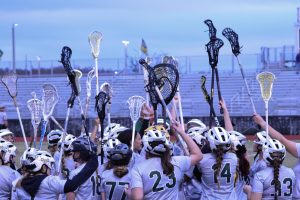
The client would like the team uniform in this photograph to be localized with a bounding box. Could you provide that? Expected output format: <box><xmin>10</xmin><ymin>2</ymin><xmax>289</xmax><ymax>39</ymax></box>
<box><xmin>292</xmin><ymin>143</ymin><xmax>300</xmax><ymax>199</ymax></box>
<box><xmin>235</xmin><ymin>175</ymin><xmax>248</xmax><ymax>200</ymax></box>
<box><xmin>252</xmin><ymin>166</ymin><xmax>295</xmax><ymax>200</ymax></box>
<box><xmin>249</xmin><ymin>157</ymin><xmax>267</xmax><ymax>185</ymax></box>
<box><xmin>0</xmin><ymin>165</ymin><xmax>20</xmax><ymax>199</ymax></box>
<box><xmin>196</xmin><ymin>152</ymin><xmax>238</xmax><ymax>200</ymax></box>
<box><xmin>101</xmin><ymin>169</ymin><xmax>131</xmax><ymax>200</ymax></box>
<box><xmin>131</xmin><ymin>156</ymin><xmax>191</xmax><ymax>200</ymax></box>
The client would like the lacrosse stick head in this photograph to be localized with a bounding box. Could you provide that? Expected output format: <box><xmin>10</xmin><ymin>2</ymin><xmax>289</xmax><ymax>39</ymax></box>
<box><xmin>88</xmin><ymin>31</ymin><xmax>103</xmax><ymax>59</ymax></box>
<box><xmin>60</xmin><ymin>46</ymin><xmax>73</xmax><ymax>75</ymax></box>
<box><xmin>42</xmin><ymin>84</ymin><xmax>59</xmax><ymax>120</ymax></box>
<box><xmin>153</xmin><ymin>63</ymin><xmax>179</xmax><ymax>106</ymax></box>
<box><xmin>1</xmin><ymin>73</ymin><xmax>18</xmax><ymax>98</ymax></box>
<box><xmin>100</xmin><ymin>82</ymin><xmax>113</xmax><ymax>100</ymax></box>
<box><xmin>72</xmin><ymin>69</ymin><xmax>82</xmax><ymax>95</ymax></box>
<box><xmin>204</xmin><ymin>19</ymin><xmax>217</xmax><ymax>40</ymax></box>
<box><xmin>256</xmin><ymin>72</ymin><xmax>276</xmax><ymax>102</ymax></box>
<box><xmin>145</xmin><ymin>56</ymin><xmax>152</xmax><ymax>65</ymax></box>
<box><xmin>222</xmin><ymin>28</ymin><xmax>241</xmax><ymax>57</ymax></box>
<box><xmin>205</xmin><ymin>38</ymin><xmax>224</xmax><ymax>68</ymax></box>
<box><xmin>95</xmin><ymin>91</ymin><xmax>109</xmax><ymax>121</ymax></box>
<box><xmin>27</xmin><ymin>92</ymin><xmax>42</xmax><ymax>126</ymax></box>
<box><xmin>127</xmin><ymin>96</ymin><xmax>145</xmax><ymax>122</ymax></box>
<box><xmin>86</xmin><ymin>67</ymin><xmax>96</xmax><ymax>98</ymax></box>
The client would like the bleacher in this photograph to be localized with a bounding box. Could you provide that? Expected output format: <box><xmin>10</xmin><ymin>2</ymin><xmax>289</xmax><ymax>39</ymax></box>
<box><xmin>1</xmin><ymin>69</ymin><xmax>300</xmax><ymax>120</ymax></box>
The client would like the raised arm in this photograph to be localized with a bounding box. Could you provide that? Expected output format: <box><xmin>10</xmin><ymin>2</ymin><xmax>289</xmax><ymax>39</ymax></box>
<box><xmin>171</xmin><ymin>121</ymin><xmax>203</xmax><ymax>165</ymax></box>
<box><xmin>253</xmin><ymin>114</ymin><xmax>298</xmax><ymax>158</ymax></box>
<box><xmin>219</xmin><ymin>98</ymin><xmax>233</xmax><ymax>131</ymax></box>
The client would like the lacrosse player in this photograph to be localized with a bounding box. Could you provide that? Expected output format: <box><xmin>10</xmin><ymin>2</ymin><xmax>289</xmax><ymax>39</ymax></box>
<box><xmin>101</xmin><ymin>143</ymin><xmax>132</xmax><ymax>200</ymax></box>
<box><xmin>250</xmin><ymin>139</ymin><xmax>295</xmax><ymax>200</ymax></box>
<box><xmin>131</xmin><ymin>123</ymin><xmax>202</xmax><ymax>200</ymax></box>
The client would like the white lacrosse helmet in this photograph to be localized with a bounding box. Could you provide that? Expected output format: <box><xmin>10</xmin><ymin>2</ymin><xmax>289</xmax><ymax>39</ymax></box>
<box><xmin>263</xmin><ymin>138</ymin><xmax>286</xmax><ymax>165</ymax></box>
<box><xmin>104</xmin><ymin>138</ymin><xmax>121</xmax><ymax>159</ymax></box>
<box><xmin>103</xmin><ymin>123</ymin><xmax>128</xmax><ymax>141</ymax></box>
<box><xmin>228</xmin><ymin>131</ymin><xmax>247</xmax><ymax>150</ymax></box>
<box><xmin>157</xmin><ymin>118</ymin><xmax>170</xmax><ymax>131</ymax></box>
<box><xmin>0</xmin><ymin>140</ymin><xmax>17</xmax><ymax>164</ymax></box>
<box><xmin>144</xmin><ymin>126</ymin><xmax>167</xmax><ymax>156</ymax></box>
<box><xmin>58</xmin><ymin>134</ymin><xmax>77</xmax><ymax>152</ymax></box>
<box><xmin>20</xmin><ymin>147</ymin><xmax>38</xmax><ymax>166</ymax></box>
<box><xmin>0</xmin><ymin>129</ymin><xmax>14</xmax><ymax>140</ymax></box>
<box><xmin>187</xmin><ymin>119</ymin><xmax>207</xmax><ymax>129</ymax></box>
<box><xmin>254</xmin><ymin>131</ymin><xmax>268</xmax><ymax>145</ymax></box>
<box><xmin>206</xmin><ymin>127</ymin><xmax>231</xmax><ymax>150</ymax></box>
<box><xmin>29</xmin><ymin>150</ymin><xmax>55</xmax><ymax>172</ymax></box>
<box><xmin>47</xmin><ymin>129</ymin><xmax>63</xmax><ymax>146</ymax></box>
<box><xmin>187</xmin><ymin>127</ymin><xmax>207</xmax><ymax>147</ymax></box>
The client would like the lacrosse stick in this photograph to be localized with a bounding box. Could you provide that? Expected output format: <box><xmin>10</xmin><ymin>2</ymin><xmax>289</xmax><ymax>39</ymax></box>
<box><xmin>60</xmin><ymin>46</ymin><xmax>88</xmax><ymax>135</ymax></box>
<box><xmin>201</xmin><ymin>76</ymin><xmax>220</xmax><ymax>127</ymax></box>
<box><xmin>100</xmin><ymin>82</ymin><xmax>113</xmax><ymax>132</ymax></box>
<box><xmin>84</xmin><ymin>67</ymin><xmax>96</xmax><ymax>118</ymax></box>
<box><xmin>1</xmin><ymin>73</ymin><xmax>28</xmax><ymax>148</ymax></box>
<box><xmin>256</xmin><ymin>72</ymin><xmax>275</xmax><ymax>138</ymax></box>
<box><xmin>205</xmin><ymin>38</ymin><xmax>224</xmax><ymax>115</ymax></box>
<box><xmin>39</xmin><ymin>84</ymin><xmax>59</xmax><ymax>150</ymax></box>
<box><xmin>127</xmin><ymin>96</ymin><xmax>145</xmax><ymax>150</ymax></box>
<box><xmin>95</xmin><ymin>91</ymin><xmax>109</xmax><ymax>164</ymax></box>
<box><xmin>27</xmin><ymin>92</ymin><xmax>42</xmax><ymax>148</ymax></box>
<box><xmin>204</xmin><ymin>19</ymin><xmax>217</xmax><ymax>40</ymax></box>
<box><xmin>139</xmin><ymin>59</ymin><xmax>189</xmax><ymax>155</ymax></box>
<box><xmin>88</xmin><ymin>31</ymin><xmax>103</xmax><ymax>95</ymax></box>
<box><xmin>222</xmin><ymin>27</ymin><xmax>257</xmax><ymax>114</ymax></box>
<box><xmin>165</xmin><ymin>56</ymin><xmax>185</xmax><ymax>131</ymax></box>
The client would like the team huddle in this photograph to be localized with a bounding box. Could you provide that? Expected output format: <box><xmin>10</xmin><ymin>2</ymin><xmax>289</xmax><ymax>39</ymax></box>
<box><xmin>0</xmin><ymin>99</ymin><xmax>299</xmax><ymax>200</ymax></box>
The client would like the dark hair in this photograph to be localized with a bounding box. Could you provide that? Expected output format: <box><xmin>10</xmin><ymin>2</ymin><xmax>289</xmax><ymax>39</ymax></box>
<box><xmin>213</xmin><ymin>145</ymin><xmax>225</xmax><ymax>187</ymax></box>
<box><xmin>236</xmin><ymin>145</ymin><xmax>250</xmax><ymax>182</ymax></box>
<box><xmin>117</xmin><ymin>129</ymin><xmax>138</xmax><ymax>148</ymax></box>
<box><xmin>254</xmin><ymin>144</ymin><xmax>262</xmax><ymax>161</ymax></box>
<box><xmin>146</xmin><ymin>143</ymin><xmax>174</xmax><ymax>175</ymax></box>
<box><xmin>270</xmin><ymin>153</ymin><xmax>284</xmax><ymax>200</ymax></box>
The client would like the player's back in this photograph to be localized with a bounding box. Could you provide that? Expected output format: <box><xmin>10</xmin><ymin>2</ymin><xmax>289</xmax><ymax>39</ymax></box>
<box><xmin>252</xmin><ymin>165</ymin><xmax>295</xmax><ymax>200</ymax></box>
<box><xmin>197</xmin><ymin>152</ymin><xmax>238</xmax><ymax>200</ymax></box>
<box><xmin>0</xmin><ymin>165</ymin><xmax>20</xmax><ymax>199</ymax></box>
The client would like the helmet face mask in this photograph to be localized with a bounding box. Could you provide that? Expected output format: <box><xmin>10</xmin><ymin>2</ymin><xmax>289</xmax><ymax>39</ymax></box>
<box><xmin>144</xmin><ymin>126</ymin><xmax>167</xmax><ymax>156</ymax></box>
<box><xmin>104</xmin><ymin>138</ymin><xmax>121</xmax><ymax>160</ymax></box>
<box><xmin>263</xmin><ymin>139</ymin><xmax>286</xmax><ymax>165</ymax></box>
<box><xmin>47</xmin><ymin>130</ymin><xmax>63</xmax><ymax>147</ymax></box>
<box><xmin>110</xmin><ymin>143</ymin><xmax>132</xmax><ymax>166</ymax></box>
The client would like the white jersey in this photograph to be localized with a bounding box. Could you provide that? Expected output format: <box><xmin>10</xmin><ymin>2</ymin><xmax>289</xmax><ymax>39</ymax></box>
<box><xmin>0</xmin><ymin>111</ymin><xmax>7</xmax><ymax>124</ymax></box>
<box><xmin>235</xmin><ymin>175</ymin><xmax>247</xmax><ymax>200</ymax></box>
<box><xmin>101</xmin><ymin>168</ymin><xmax>131</xmax><ymax>200</ymax></box>
<box><xmin>69</xmin><ymin>163</ymin><xmax>100</xmax><ymax>200</ymax></box>
<box><xmin>131</xmin><ymin>156</ymin><xmax>191</xmax><ymax>200</ymax></box>
<box><xmin>16</xmin><ymin>175</ymin><xmax>66</xmax><ymax>200</ymax></box>
<box><xmin>292</xmin><ymin>143</ymin><xmax>300</xmax><ymax>199</ymax></box>
<box><xmin>197</xmin><ymin>152</ymin><xmax>238</xmax><ymax>200</ymax></box>
<box><xmin>249</xmin><ymin>157</ymin><xmax>267</xmax><ymax>185</ymax></box>
<box><xmin>0</xmin><ymin>165</ymin><xmax>20</xmax><ymax>199</ymax></box>
<box><xmin>252</xmin><ymin>165</ymin><xmax>295</xmax><ymax>200</ymax></box>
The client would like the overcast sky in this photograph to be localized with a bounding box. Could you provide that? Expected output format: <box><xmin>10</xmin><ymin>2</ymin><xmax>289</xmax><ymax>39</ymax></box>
<box><xmin>0</xmin><ymin>0</ymin><xmax>299</xmax><ymax>62</ymax></box>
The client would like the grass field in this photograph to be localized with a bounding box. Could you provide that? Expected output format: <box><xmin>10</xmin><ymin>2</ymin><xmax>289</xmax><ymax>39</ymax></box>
<box><xmin>13</xmin><ymin>140</ymin><xmax>300</xmax><ymax>169</ymax></box>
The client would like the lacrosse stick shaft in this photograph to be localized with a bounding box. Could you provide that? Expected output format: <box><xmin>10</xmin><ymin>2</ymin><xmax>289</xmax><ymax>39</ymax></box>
<box><xmin>236</xmin><ymin>57</ymin><xmax>257</xmax><ymax>114</ymax></box>
<box><xmin>214</xmin><ymin>68</ymin><xmax>223</xmax><ymax>114</ymax></box>
<box><xmin>209</xmin><ymin>71</ymin><xmax>215</xmax><ymax>128</ymax></box>
<box><xmin>64</xmin><ymin>108</ymin><xmax>71</xmax><ymax>133</ymax></box>
<box><xmin>84</xmin><ymin>97</ymin><xmax>90</xmax><ymax>119</ymax></box>
<box><xmin>131</xmin><ymin>121</ymin><xmax>136</xmax><ymax>151</ymax></box>
<box><xmin>172</xmin><ymin>101</ymin><xmax>180</xmax><ymax>122</ymax></box>
<box><xmin>154</xmin><ymin>87</ymin><xmax>189</xmax><ymax>155</ymax></box>
<box><xmin>146</xmin><ymin>93</ymin><xmax>150</xmax><ymax>106</ymax></box>
<box><xmin>177</xmin><ymin>91</ymin><xmax>185</xmax><ymax>131</ymax></box>
<box><xmin>39</xmin><ymin>120</ymin><xmax>48</xmax><ymax>150</ymax></box>
<box><xmin>95</xmin><ymin>58</ymin><xmax>99</xmax><ymax>94</ymax></box>
<box><xmin>33</xmin><ymin>127</ymin><xmax>38</xmax><ymax>148</ymax></box>
<box><xmin>265</xmin><ymin>101</ymin><xmax>269</xmax><ymax>139</ymax></box>
<box><xmin>15</xmin><ymin>104</ymin><xmax>28</xmax><ymax>149</ymax></box>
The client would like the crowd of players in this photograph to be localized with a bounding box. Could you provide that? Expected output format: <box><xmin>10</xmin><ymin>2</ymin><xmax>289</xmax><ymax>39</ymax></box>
<box><xmin>0</xmin><ymin>99</ymin><xmax>299</xmax><ymax>200</ymax></box>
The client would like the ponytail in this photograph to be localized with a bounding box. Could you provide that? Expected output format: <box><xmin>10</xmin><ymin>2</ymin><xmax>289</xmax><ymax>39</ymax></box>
<box><xmin>271</xmin><ymin>156</ymin><xmax>282</xmax><ymax>200</ymax></box>
<box><xmin>254</xmin><ymin>145</ymin><xmax>262</xmax><ymax>161</ymax></box>
<box><xmin>213</xmin><ymin>145</ymin><xmax>225</xmax><ymax>187</ymax></box>
<box><xmin>236</xmin><ymin>145</ymin><xmax>250</xmax><ymax>182</ymax></box>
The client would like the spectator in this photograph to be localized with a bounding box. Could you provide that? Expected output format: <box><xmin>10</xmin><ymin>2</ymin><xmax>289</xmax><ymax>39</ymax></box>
<box><xmin>0</xmin><ymin>105</ymin><xmax>8</xmax><ymax>129</ymax></box>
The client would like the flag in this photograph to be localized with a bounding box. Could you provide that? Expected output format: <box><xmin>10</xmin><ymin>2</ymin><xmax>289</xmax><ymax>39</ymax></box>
<box><xmin>140</xmin><ymin>38</ymin><xmax>148</xmax><ymax>56</ymax></box>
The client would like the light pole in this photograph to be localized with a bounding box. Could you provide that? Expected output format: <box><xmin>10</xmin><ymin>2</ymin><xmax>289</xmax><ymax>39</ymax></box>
<box><xmin>12</xmin><ymin>23</ymin><xmax>18</xmax><ymax>73</ymax></box>
<box><xmin>122</xmin><ymin>40</ymin><xmax>130</xmax><ymax>72</ymax></box>
<box><xmin>36</xmin><ymin>56</ymin><xmax>41</xmax><ymax>76</ymax></box>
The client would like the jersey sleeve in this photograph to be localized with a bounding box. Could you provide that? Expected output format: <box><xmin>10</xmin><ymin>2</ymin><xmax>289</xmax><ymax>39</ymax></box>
<box><xmin>251</xmin><ymin>173</ymin><xmax>264</xmax><ymax>193</ymax></box>
<box><xmin>131</xmin><ymin>166</ymin><xmax>143</xmax><ymax>189</ymax></box>
<box><xmin>173</xmin><ymin>156</ymin><xmax>191</xmax><ymax>172</ymax></box>
<box><xmin>296</xmin><ymin>143</ymin><xmax>300</xmax><ymax>158</ymax></box>
<box><xmin>46</xmin><ymin>176</ymin><xmax>67</xmax><ymax>194</ymax></box>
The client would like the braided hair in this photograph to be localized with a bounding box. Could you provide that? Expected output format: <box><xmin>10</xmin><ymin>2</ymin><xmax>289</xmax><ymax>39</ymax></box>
<box><xmin>213</xmin><ymin>145</ymin><xmax>225</xmax><ymax>187</ymax></box>
<box><xmin>236</xmin><ymin>145</ymin><xmax>250</xmax><ymax>183</ymax></box>
<box><xmin>270</xmin><ymin>153</ymin><xmax>283</xmax><ymax>200</ymax></box>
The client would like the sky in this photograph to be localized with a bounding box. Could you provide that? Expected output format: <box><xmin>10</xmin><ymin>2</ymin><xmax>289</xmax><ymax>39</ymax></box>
<box><xmin>0</xmin><ymin>0</ymin><xmax>299</xmax><ymax>62</ymax></box>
